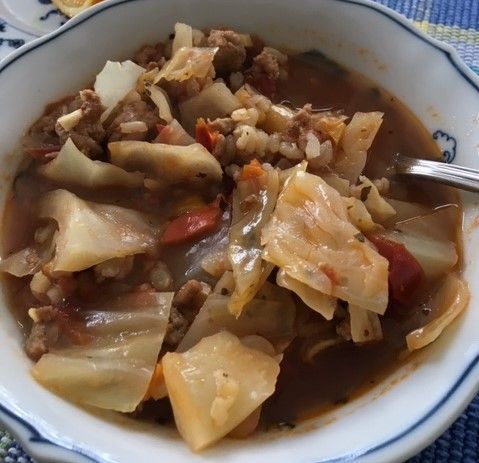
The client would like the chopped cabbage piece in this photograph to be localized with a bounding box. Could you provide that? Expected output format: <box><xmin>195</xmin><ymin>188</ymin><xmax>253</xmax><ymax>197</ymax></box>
<box><xmin>260</xmin><ymin>104</ymin><xmax>294</xmax><ymax>134</ymax></box>
<box><xmin>32</xmin><ymin>291</ymin><xmax>172</xmax><ymax>412</ymax></box>
<box><xmin>322</xmin><ymin>173</ymin><xmax>350</xmax><ymax>196</ymax></box>
<box><xmin>178</xmin><ymin>278</ymin><xmax>296</xmax><ymax>352</ymax></box>
<box><xmin>39</xmin><ymin>189</ymin><xmax>158</xmax><ymax>272</ymax></box>
<box><xmin>351</xmin><ymin>176</ymin><xmax>396</xmax><ymax>223</ymax></box>
<box><xmin>147</xmin><ymin>85</ymin><xmax>173</xmax><ymax>123</ymax></box>
<box><xmin>94</xmin><ymin>60</ymin><xmax>145</xmax><ymax>121</ymax></box>
<box><xmin>382</xmin><ymin>208</ymin><xmax>459</xmax><ymax>280</ymax></box>
<box><xmin>276</xmin><ymin>269</ymin><xmax>336</xmax><ymax>320</ymax></box>
<box><xmin>39</xmin><ymin>138</ymin><xmax>144</xmax><ymax>189</ymax></box>
<box><xmin>155</xmin><ymin>119</ymin><xmax>195</xmax><ymax>146</ymax></box>
<box><xmin>0</xmin><ymin>244</ymin><xmax>53</xmax><ymax>277</ymax></box>
<box><xmin>228</xmin><ymin>165</ymin><xmax>279</xmax><ymax>316</ymax></box>
<box><xmin>262</xmin><ymin>171</ymin><xmax>389</xmax><ymax>314</ymax></box>
<box><xmin>163</xmin><ymin>331</ymin><xmax>279</xmax><ymax>451</ymax></box>
<box><xmin>278</xmin><ymin>160</ymin><xmax>307</xmax><ymax>188</ymax></box>
<box><xmin>154</xmin><ymin>47</ymin><xmax>217</xmax><ymax>84</ymax></box>
<box><xmin>108</xmin><ymin>141</ymin><xmax>222</xmax><ymax>185</ymax></box>
<box><xmin>349</xmin><ymin>303</ymin><xmax>383</xmax><ymax>343</ymax></box>
<box><xmin>342</xmin><ymin>196</ymin><xmax>377</xmax><ymax>232</ymax></box>
<box><xmin>57</xmin><ymin>109</ymin><xmax>82</xmax><ymax>131</ymax></box>
<box><xmin>334</xmin><ymin>112</ymin><xmax>383</xmax><ymax>183</ymax></box>
<box><xmin>172</xmin><ymin>23</ymin><xmax>193</xmax><ymax>56</ymax></box>
<box><xmin>179</xmin><ymin>82</ymin><xmax>241</xmax><ymax>134</ymax></box>
<box><xmin>406</xmin><ymin>274</ymin><xmax>469</xmax><ymax>351</ymax></box>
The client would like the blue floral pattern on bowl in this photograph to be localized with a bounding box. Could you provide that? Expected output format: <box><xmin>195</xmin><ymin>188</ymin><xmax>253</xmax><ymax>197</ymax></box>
<box><xmin>38</xmin><ymin>0</ymin><xmax>67</xmax><ymax>24</ymax></box>
<box><xmin>433</xmin><ymin>130</ymin><xmax>457</xmax><ymax>164</ymax></box>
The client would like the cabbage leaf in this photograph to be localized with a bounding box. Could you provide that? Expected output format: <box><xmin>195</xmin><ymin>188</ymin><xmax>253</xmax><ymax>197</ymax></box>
<box><xmin>228</xmin><ymin>166</ymin><xmax>279</xmax><ymax>317</ymax></box>
<box><xmin>108</xmin><ymin>141</ymin><xmax>222</xmax><ymax>186</ymax></box>
<box><xmin>94</xmin><ymin>60</ymin><xmax>145</xmax><ymax>121</ymax></box>
<box><xmin>154</xmin><ymin>47</ymin><xmax>217</xmax><ymax>84</ymax></box>
<box><xmin>39</xmin><ymin>189</ymin><xmax>159</xmax><ymax>272</ymax></box>
<box><xmin>163</xmin><ymin>331</ymin><xmax>279</xmax><ymax>451</ymax></box>
<box><xmin>32</xmin><ymin>291</ymin><xmax>173</xmax><ymax>412</ymax></box>
<box><xmin>334</xmin><ymin>112</ymin><xmax>383</xmax><ymax>183</ymax></box>
<box><xmin>262</xmin><ymin>171</ymin><xmax>389</xmax><ymax>314</ymax></box>
<box><xmin>178</xmin><ymin>278</ymin><xmax>296</xmax><ymax>352</ymax></box>
<box><xmin>39</xmin><ymin>138</ymin><xmax>144</xmax><ymax>189</ymax></box>
<box><xmin>406</xmin><ymin>274</ymin><xmax>469</xmax><ymax>351</ymax></box>
<box><xmin>276</xmin><ymin>269</ymin><xmax>336</xmax><ymax>320</ymax></box>
<box><xmin>179</xmin><ymin>82</ymin><xmax>241</xmax><ymax>134</ymax></box>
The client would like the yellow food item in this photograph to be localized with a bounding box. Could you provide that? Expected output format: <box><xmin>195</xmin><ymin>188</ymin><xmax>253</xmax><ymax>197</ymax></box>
<box><xmin>52</xmin><ymin>0</ymin><xmax>102</xmax><ymax>17</ymax></box>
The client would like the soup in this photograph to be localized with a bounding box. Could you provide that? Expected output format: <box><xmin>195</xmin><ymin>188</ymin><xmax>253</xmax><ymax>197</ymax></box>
<box><xmin>0</xmin><ymin>23</ymin><xmax>469</xmax><ymax>451</ymax></box>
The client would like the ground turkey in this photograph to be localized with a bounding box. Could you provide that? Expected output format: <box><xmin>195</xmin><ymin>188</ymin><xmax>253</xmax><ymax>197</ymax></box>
<box><xmin>207</xmin><ymin>30</ymin><xmax>247</xmax><ymax>74</ymax></box>
<box><xmin>25</xmin><ymin>306</ymin><xmax>62</xmax><ymax>361</ymax></box>
<box><xmin>133</xmin><ymin>43</ymin><xmax>166</xmax><ymax>70</ymax></box>
<box><xmin>105</xmin><ymin>99</ymin><xmax>160</xmax><ymax>143</ymax></box>
<box><xmin>164</xmin><ymin>280</ymin><xmax>211</xmax><ymax>348</ymax></box>
<box><xmin>55</xmin><ymin>90</ymin><xmax>105</xmax><ymax>157</ymax></box>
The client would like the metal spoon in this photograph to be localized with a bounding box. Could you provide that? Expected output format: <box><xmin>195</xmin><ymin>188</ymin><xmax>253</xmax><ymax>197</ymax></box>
<box><xmin>394</xmin><ymin>153</ymin><xmax>479</xmax><ymax>193</ymax></box>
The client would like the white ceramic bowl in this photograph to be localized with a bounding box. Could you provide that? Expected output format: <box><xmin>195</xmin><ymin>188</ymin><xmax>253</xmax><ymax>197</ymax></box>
<box><xmin>1</xmin><ymin>1</ymin><xmax>479</xmax><ymax>462</ymax></box>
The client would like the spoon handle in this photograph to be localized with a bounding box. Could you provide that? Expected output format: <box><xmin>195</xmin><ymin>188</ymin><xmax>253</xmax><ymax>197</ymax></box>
<box><xmin>394</xmin><ymin>154</ymin><xmax>479</xmax><ymax>193</ymax></box>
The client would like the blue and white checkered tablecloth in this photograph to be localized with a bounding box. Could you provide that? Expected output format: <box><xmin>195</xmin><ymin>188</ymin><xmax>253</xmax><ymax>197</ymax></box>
<box><xmin>0</xmin><ymin>0</ymin><xmax>478</xmax><ymax>462</ymax></box>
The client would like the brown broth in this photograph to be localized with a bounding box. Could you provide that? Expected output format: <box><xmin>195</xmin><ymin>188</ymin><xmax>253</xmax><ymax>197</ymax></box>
<box><xmin>1</xmin><ymin>51</ymin><xmax>463</xmax><ymax>431</ymax></box>
<box><xmin>260</xmin><ymin>54</ymin><xmax>462</xmax><ymax>427</ymax></box>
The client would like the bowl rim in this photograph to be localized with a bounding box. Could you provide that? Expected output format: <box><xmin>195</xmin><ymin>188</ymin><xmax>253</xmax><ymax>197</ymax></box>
<box><xmin>0</xmin><ymin>0</ymin><xmax>478</xmax><ymax>462</ymax></box>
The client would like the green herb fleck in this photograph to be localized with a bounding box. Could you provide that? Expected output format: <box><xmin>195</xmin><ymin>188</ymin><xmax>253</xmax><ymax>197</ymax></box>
<box><xmin>354</xmin><ymin>232</ymin><xmax>365</xmax><ymax>242</ymax></box>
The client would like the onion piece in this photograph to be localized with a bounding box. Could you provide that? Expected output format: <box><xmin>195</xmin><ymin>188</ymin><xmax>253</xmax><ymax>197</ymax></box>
<box><xmin>334</xmin><ymin>112</ymin><xmax>383</xmax><ymax>183</ymax></box>
<box><xmin>349</xmin><ymin>304</ymin><xmax>383</xmax><ymax>343</ymax></box>
<box><xmin>57</xmin><ymin>109</ymin><xmax>83</xmax><ymax>131</ymax></box>
<box><xmin>406</xmin><ymin>274</ymin><xmax>469</xmax><ymax>351</ymax></box>
<box><xmin>94</xmin><ymin>60</ymin><xmax>145</xmax><ymax>122</ymax></box>
<box><xmin>153</xmin><ymin>47</ymin><xmax>217</xmax><ymax>84</ymax></box>
<box><xmin>172</xmin><ymin>23</ymin><xmax>193</xmax><ymax>56</ymax></box>
<box><xmin>147</xmin><ymin>85</ymin><xmax>173</xmax><ymax>123</ymax></box>
<box><xmin>179</xmin><ymin>82</ymin><xmax>241</xmax><ymax>134</ymax></box>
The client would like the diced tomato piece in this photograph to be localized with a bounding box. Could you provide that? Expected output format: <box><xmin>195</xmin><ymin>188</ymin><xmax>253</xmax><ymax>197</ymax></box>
<box><xmin>368</xmin><ymin>234</ymin><xmax>424</xmax><ymax>304</ymax></box>
<box><xmin>240</xmin><ymin>159</ymin><xmax>264</xmax><ymax>181</ymax></box>
<box><xmin>161</xmin><ymin>200</ymin><xmax>222</xmax><ymax>246</ymax></box>
<box><xmin>195</xmin><ymin>118</ymin><xmax>219</xmax><ymax>152</ymax></box>
<box><xmin>25</xmin><ymin>145</ymin><xmax>62</xmax><ymax>160</ymax></box>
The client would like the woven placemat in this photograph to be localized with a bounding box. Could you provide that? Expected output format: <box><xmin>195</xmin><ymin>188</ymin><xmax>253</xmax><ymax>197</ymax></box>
<box><xmin>0</xmin><ymin>0</ymin><xmax>478</xmax><ymax>462</ymax></box>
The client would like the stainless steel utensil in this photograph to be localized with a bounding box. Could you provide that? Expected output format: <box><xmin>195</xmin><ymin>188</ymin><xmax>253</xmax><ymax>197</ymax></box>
<box><xmin>394</xmin><ymin>154</ymin><xmax>479</xmax><ymax>193</ymax></box>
